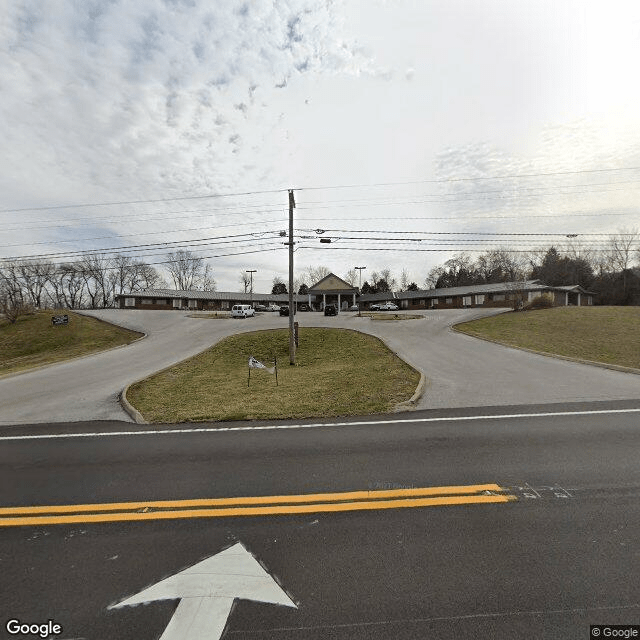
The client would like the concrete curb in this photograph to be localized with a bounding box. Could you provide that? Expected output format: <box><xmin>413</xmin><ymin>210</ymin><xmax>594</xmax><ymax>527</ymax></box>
<box><xmin>119</xmin><ymin>384</ymin><xmax>147</xmax><ymax>424</ymax></box>
<box><xmin>451</xmin><ymin>325</ymin><xmax>640</xmax><ymax>376</ymax></box>
<box><xmin>117</xmin><ymin>325</ymin><xmax>428</xmax><ymax>423</ymax></box>
<box><xmin>394</xmin><ymin>372</ymin><xmax>429</xmax><ymax>412</ymax></box>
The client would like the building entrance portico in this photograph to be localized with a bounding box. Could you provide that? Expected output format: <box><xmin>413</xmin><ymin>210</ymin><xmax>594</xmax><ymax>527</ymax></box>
<box><xmin>307</xmin><ymin>273</ymin><xmax>359</xmax><ymax>311</ymax></box>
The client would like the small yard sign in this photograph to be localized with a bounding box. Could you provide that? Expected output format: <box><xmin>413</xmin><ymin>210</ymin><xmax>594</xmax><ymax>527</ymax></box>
<box><xmin>51</xmin><ymin>314</ymin><xmax>69</xmax><ymax>326</ymax></box>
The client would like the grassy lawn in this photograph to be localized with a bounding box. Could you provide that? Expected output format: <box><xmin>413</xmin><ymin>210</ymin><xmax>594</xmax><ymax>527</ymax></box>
<box><xmin>0</xmin><ymin>310</ymin><xmax>143</xmax><ymax>375</ymax></box>
<box><xmin>127</xmin><ymin>327</ymin><xmax>420</xmax><ymax>423</ymax></box>
<box><xmin>454</xmin><ymin>306</ymin><xmax>640</xmax><ymax>370</ymax></box>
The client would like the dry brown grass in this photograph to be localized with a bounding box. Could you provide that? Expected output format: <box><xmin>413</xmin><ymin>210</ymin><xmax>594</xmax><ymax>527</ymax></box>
<box><xmin>454</xmin><ymin>306</ymin><xmax>640</xmax><ymax>370</ymax></box>
<box><xmin>127</xmin><ymin>327</ymin><xmax>420</xmax><ymax>422</ymax></box>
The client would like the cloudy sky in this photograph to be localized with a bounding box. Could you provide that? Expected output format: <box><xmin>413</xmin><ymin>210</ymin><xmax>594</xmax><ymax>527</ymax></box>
<box><xmin>2</xmin><ymin>0</ymin><xmax>639</xmax><ymax>292</ymax></box>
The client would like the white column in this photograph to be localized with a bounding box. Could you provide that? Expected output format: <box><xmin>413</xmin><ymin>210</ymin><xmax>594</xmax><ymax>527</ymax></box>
<box><xmin>577</xmin><ymin>293</ymin><xmax>581</xmax><ymax>306</ymax></box>
<box><xmin>352</xmin><ymin>293</ymin><xmax>356</xmax><ymax>306</ymax></box>
<box><xmin>338</xmin><ymin>293</ymin><xmax>341</xmax><ymax>311</ymax></box>
<box><xmin>323</xmin><ymin>293</ymin><xmax>326</xmax><ymax>309</ymax></box>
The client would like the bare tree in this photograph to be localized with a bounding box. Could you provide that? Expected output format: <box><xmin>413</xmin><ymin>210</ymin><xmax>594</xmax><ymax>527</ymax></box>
<box><xmin>605</xmin><ymin>228</ymin><xmax>639</xmax><ymax>296</ymax></box>
<box><xmin>165</xmin><ymin>250</ymin><xmax>216</xmax><ymax>291</ymax></box>
<box><xmin>239</xmin><ymin>271</ymin><xmax>251</xmax><ymax>293</ymax></box>
<box><xmin>79</xmin><ymin>254</ymin><xmax>114</xmax><ymax>308</ymax></box>
<box><xmin>379</xmin><ymin>268</ymin><xmax>397</xmax><ymax>291</ymax></box>
<box><xmin>16</xmin><ymin>260</ymin><xmax>56</xmax><ymax>308</ymax></box>
<box><xmin>305</xmin><ymin>265</ymin><xmax>330</xmax><ymax>286</ymax></box>
<box><xmin>344</xmin><ymin>269</ymin><xmax>357</xmax><ymax>287</ymax></box>
<box><xmin>48</xmin><ymin>262</ymin><xmax>85</xmax><ymax>309</ymax></box>
<box><xmin>0</xmin><ymin>262</ymin><xmax>24</xmax><ymax>309</ymax></box>
<box><xmin>399</xmin><ymin>269</ymin><xmax>410</xmax><ymax>292</ymax></box>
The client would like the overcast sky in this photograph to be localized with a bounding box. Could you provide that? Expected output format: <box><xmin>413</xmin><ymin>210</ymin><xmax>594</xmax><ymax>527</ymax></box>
<box><xmin>2</xmin><ymin>0</ymin><xmax>639</xmax><ymax>292</ymax></box>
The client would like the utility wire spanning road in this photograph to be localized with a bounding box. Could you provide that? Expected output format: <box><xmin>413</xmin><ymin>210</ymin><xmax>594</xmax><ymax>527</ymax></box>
<box><xmin>1</xmin><ymin>404</ymin><xmax>639</xmax><ymax>639</ymax></box>
<box><xmin>1</xmin><ymin>308</ymin><xmax>639</xmax><ymax>424</ymax></box>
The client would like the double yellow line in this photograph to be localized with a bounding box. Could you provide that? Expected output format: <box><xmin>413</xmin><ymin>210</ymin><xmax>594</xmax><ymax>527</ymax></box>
<box><xmin>0</xmin><ymin>484</ymin><xmax>516</xmax><ymax>527</ymax></box>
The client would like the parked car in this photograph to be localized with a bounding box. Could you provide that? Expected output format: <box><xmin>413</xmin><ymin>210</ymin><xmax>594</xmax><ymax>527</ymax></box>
<box><xmin>324</xmin><ymin>304</ymin><xmax>337</xmax><ymax>316</ymax></box>
<box><xmin>379</xmin><ymin>302</ymin><xmax>399</xmax><ymax>311</ymax></box>
<box><xmin>254</xmin><ymin>304</ymin><xmax>268</xmax><ymax>312</ymax></box>
<box><xmin>369</xmin><ymin>303</ymin><xmax>381</xmax><ymax>311</ymax></box>
<box><xmin>231</xmin><ymin>304</ymin><xmax>255</xmax><ymax>318</ymax></box>
<box><xmin>279</xmin><ymin>306</ymin><xmax>289</xmax><ymax>316</ymax></box>
<box><xmin>298</xmin><ymin>303</ymin><xmax>309</xmax><ymax>312</ymax></box>
<box><xmin>348</xmin><ymin>304</ymin><xmax>359</xmax><ymax>311</ymax></box>
<box><xmin>267</xmin><ymin>304</ymin><xmax>281</xmax><ymax>312</ymax></box>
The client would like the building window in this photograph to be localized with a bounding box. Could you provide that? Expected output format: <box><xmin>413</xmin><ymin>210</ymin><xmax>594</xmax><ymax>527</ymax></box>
<box><xmin>141</xmin><ymin>299</ymin><xmax>152</xmax><ymax>305</ymax></box>
<box><xmin>155</xmin><ymin>299</ymin><xmax>167</xmax><ymax>306</ymax></box>
<box><xmin>125</xmin><ymin>297</ymin><xmax>136</xmax><ymax>307</ymax></box>
<box><xmin>173</xmin><ymin>299</ymin><xmax>181</xmax><ymax>308</ymax></box>
<box><xmin>494</xmin><ymin>294</ymin><xmax>505</xmax><ymax>301</ymax></box>
<box><xmin>188</xmin><ymin>299</ymin><xmax>198</xmax><ymax>308</ymax></box>
<box><xmin>462</xmin><ymin>296</ymin><xmax>471</xmax><ymax>306</ymax></box>
<box><xmin>221</xmin><ymin>301</ymin><xmax>229</xmax><ymax>309</ymax></box>
<box><xmin>445</xmin><ymin>298</ymin><xmax>452</xmax><ymax>304</ymax></box>
<box><xmin>476</xmin><ymin>294</ymin><xmax>485</xmax><ymax>305</ymax></box>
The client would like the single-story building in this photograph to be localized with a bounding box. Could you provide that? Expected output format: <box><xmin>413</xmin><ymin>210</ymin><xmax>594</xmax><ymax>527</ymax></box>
<box><xmin>392</xmin><ymin>280</ymin><xmax>595</xmax><ymax>310</ymax></box>
<box><xmin>115</xmin><ymin>278</ymin><xmax>595</xmax><ymax>311</ymax></box>
<box><xmin>115</xmin><ymin>289</ymin><xmax>300</xmax><ymax>311</ymax></box>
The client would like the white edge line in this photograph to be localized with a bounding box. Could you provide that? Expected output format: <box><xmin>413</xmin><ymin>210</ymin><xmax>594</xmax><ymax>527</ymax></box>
<box><xmin>0</xmin><ymin>408</ymin><xmax>639</xmax><ymax>441</ymax></box>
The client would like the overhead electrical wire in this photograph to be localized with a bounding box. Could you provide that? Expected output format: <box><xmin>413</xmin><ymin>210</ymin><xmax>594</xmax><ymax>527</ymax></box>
<box><xmin>2</xmin><ymin>164</ymin><xmax>639</xmax><ymax>214</ymax></box>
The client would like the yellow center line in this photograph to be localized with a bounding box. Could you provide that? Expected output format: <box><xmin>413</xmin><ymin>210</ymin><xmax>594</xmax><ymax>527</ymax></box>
<box><xmin>0</xmin><ymin>484</ymin><xmax>506</xmax><ymax>516</ymax></box>
<box><xmin>0</xmin><ymin>494</ymin><xmax>516</xmax><ymax>527</ymax></box>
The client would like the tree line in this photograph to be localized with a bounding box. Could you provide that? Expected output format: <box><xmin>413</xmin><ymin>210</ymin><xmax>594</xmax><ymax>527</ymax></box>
<box><xmin>264</xmin><ymin>230</ymin><xmax>640</xmax><ymax>305</ymax></box>
<box><xmin>0</xmin><ymin>249</ymin><xmax>215</xmax><ymax>321</ymax></box>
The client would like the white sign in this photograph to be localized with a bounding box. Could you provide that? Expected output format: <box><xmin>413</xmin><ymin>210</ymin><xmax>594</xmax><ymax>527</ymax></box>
<box><xmin>110</xmin><ymin>543</ymin><xmax>296</xmax><ymax>640</ymax></box>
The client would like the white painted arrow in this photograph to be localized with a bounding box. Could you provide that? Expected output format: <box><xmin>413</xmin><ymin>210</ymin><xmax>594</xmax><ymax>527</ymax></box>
<box><xmin>109</xmin><ymin>542</ymin><xmax>297</xmax><ymax>639</ymax></box>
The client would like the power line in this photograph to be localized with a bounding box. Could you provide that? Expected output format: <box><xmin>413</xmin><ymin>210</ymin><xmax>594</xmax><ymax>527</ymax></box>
<box><xmin>294</xmin><ymin>166</ymin><xmax>640</xmax><ymax>192</ymax></box>
<box><xmin>0</xmin><ymin>233</ymin><xmax>284</xmax><ymax>263</ymax></box>
<box><xmin>0</xmin><ymin>219</ymin><xmax>287</xmax><ymax>249</ymax></box>
<box><xmin>0</xmin><ymin>190</ymin><xmax>288</xmax><ymax>215</ymax></box>
<box><xmin>3</xmin><ymin>164</ymin><xmax>639</xmax><ymax>214</ymax></box>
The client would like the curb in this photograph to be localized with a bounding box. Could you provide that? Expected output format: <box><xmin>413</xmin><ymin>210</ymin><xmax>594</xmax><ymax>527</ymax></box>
<box><xmin>393</xmin><ymin>372</ymin><xmax>429</xmax><ymax>412</ymax></box>
<box><xmin>451</xmin><ymin>325</ymin><xmax>640</xmax><ymax>376</ymax></box>
<box><xmin>119</xmin><ymin>384</ymin><xmax>147</xmax><ymax>424</ymax></box>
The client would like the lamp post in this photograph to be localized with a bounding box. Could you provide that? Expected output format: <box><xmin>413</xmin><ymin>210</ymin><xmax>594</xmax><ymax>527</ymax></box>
<box><xmin>246</xmin><ymin>270</ymin><xmax>256</xmax><ymax>307</ymax></box>
<box><xmin>355</xmin><ymin>266</ymin><xmax>366</xmax><ymax>316</ymax></box>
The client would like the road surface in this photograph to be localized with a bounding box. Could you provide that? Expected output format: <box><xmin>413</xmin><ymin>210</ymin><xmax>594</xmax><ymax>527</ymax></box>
<box><xmin>1</xmin><ymin>308</ymin><xmax>639</xmax><ymax>425</ymax></box>
<box><xmin>1</xmin><ymin>402</ymin><xmax>638</xmax><ymax>639</ymax></box>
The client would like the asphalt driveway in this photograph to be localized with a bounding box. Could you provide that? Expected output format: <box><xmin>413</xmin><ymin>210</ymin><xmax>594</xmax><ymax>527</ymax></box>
<box><xmin>0</xmin><ymin>308</ymin><xmax>638</xmax><ymax>425</ymax></box>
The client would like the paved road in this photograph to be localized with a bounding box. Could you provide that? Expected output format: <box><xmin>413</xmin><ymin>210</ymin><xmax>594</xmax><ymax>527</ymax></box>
<box><xmin>0</xmin><ymin>308</ymin><xmax>638</xmax><ymax>425</ymax></box>
<box><xmin>1</xmin><ymin>402</ymin><xmax>639</xmax><ymax>639</ymax></box>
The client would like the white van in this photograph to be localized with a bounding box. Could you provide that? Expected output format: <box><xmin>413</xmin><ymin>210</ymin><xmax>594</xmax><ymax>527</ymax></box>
<box><xmin>231</xmin><ymin>304</ymin><xmax>255</xmax><ymax>318</ymax></box>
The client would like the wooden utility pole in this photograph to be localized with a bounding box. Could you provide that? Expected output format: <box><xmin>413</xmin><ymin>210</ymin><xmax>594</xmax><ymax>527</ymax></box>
<box><xmin>288</xmin><ymin>189</ymin><xmax>296</xmax><ymax>365</ymax></box>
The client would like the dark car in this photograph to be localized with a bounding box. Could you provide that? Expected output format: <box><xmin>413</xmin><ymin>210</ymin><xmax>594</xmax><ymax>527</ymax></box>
<box><xmin>299</xmin><ymin>303</ymin><xmax>309</xmax><ymax>312</ymax></box>
<box><xmin>254</xmin><ymin>304</ymin><xmax>268</xmax><ymax>312</ymax></box>
<box><xmin>324</xmin><ymin>304</ymin><xmax>337</xmax><ymax>316</ymax></box>
<box><xmin>279</xmin><ymin>306</ymin><xmax>289</xmax><ymax>316</ymax></box>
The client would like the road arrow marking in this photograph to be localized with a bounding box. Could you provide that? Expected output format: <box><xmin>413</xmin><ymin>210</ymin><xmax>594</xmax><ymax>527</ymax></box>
<box><xmin>109</xmin><ymin>543</ymin><xmax>296</xmax><ymax>640</ymax></box>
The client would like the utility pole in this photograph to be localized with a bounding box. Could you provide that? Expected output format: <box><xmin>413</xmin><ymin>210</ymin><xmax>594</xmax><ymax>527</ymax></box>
<box><xmin>246</xmin><ymin>270</ymin><xmax>256</xmax><ymax>307</ymax></box>
<box><xmin>355</xmin><ymin>266</ymin><xmax>366</xmax><ymax>316</ymax></box>
<box><xmin>288</xmin><ymin>190</ymin><xmax>296</xmax><ymax>365</ymax></box>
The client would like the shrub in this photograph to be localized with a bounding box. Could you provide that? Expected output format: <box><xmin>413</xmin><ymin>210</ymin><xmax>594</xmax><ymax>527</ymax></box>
<box><xmin>523</xmin><ymin>293</ymin><xmax>555</xmax><ymax>311</ymax></box>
